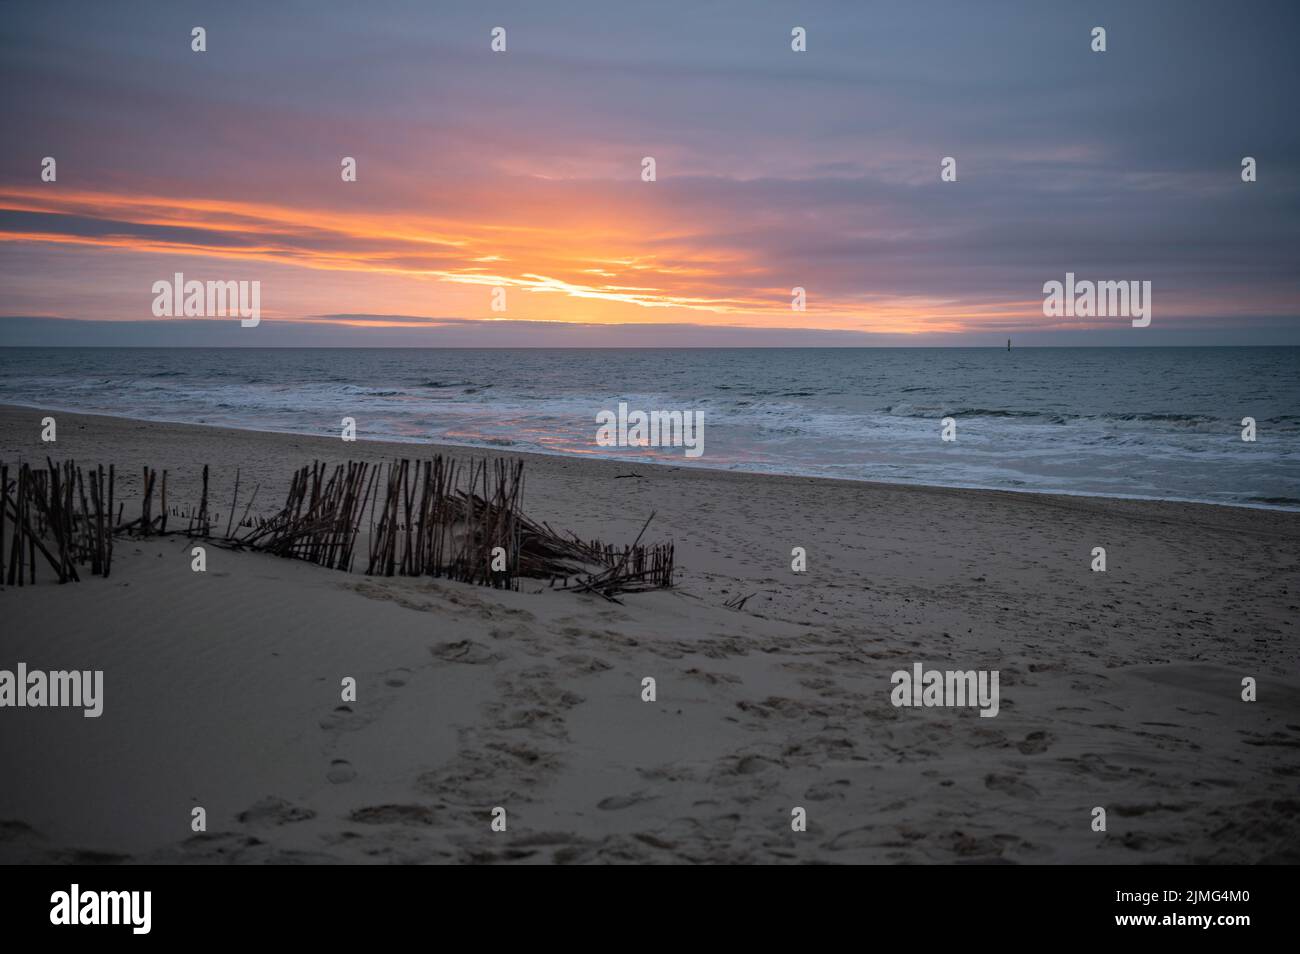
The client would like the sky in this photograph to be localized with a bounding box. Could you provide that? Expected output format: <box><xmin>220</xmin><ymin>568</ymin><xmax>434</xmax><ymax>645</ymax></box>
<box><xmin>1</xmin><ymin>0</ymin><xmax>1298</xmax><ymax>346</ymax></box>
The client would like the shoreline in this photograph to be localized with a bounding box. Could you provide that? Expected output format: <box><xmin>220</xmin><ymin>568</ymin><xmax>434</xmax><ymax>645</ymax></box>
<box><xmin>3</xmin><ymin>401</ymin><xmax>1295</xmax><ymax>517</ymax></box>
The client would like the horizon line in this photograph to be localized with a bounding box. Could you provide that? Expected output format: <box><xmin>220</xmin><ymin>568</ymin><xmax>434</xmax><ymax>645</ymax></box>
<box><xmin>3</xmin><ymin>343</ymin><xmax>1298</xmax><ymax>350</ymax></box>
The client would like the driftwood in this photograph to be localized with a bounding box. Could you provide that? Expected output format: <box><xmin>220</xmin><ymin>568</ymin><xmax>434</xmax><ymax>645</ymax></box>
<box><xmin>0</xmin><ymin>456</ymin><xmax>673</xmax><ymax>598</ymax></box>
<box><xmin>724</xmin><ymin>592</ymin><xmax>756</xmax><ymax>610</ymax></box>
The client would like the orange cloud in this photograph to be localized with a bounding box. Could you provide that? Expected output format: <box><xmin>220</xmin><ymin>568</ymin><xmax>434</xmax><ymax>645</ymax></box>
<box><xmin>10</xmin><ymin>184</ymin><xmax>1230</xmax><ymax>336</ymax></box>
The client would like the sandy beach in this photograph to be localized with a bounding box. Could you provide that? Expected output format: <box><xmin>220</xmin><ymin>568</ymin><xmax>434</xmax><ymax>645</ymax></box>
<box><xmin>1</xmin><ymin>402</ymin><xmax>1297</xmax><ymax>864</ymax></box>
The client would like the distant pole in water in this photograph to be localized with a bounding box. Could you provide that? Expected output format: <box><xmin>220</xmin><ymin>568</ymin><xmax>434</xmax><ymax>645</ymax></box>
<box><xmin>1007</xmin><ymin>338</ymin><xmax>1011</xmax><ymax>351</ymax></box>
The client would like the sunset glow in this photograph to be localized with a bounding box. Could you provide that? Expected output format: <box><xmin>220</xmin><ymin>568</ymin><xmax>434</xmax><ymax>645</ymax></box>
<box><xmin>1</xmin><ymin>2</ymin><xmax>1296</xmax><ymax>345</ymax></box>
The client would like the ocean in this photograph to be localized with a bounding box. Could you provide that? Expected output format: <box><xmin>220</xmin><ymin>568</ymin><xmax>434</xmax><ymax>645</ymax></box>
<box><xmin>1</xmin><ymin>346</ymin><xmax>1296</xmax><ymax>509</ymax></box>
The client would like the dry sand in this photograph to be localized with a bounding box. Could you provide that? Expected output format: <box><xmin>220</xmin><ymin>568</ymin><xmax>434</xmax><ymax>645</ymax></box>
<box><xmin>1</xmin><ymin>403</ymin><xmax>1297</xmax><ymax>864</ymax></box>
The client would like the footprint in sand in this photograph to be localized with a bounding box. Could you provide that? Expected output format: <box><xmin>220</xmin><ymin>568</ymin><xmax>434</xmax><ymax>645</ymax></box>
<box><xmin>348</xmin><ymin>804</ymin><xmax>435</xmax><ymax>826</ymax></box>
<box><xmin>319</xmin><ymin>704</ymin><xmax>358</xmax><ymax>732</ymax></box>
<box><xmin>236</xmin><ymin>796</ymin><xmax>316</xmax><ymax>826</ymax></box>
<box><xmin>327</xmin><ymin>759</ymin><xmax>357</xmax><ymax>784</ymax></box>
<box><xmin>1065</xmin><ymin>752</ymin><xmax>1132</xmax><ymax>781</ymax></box>
<box><xmin>805</xmin><ymin>779</ymin><xmax>852</xmax><ymax>802</ymax></box>
<box><xmin>1113</xmin><ymin>802</ymin><xmax>1190</xmax><ymax>817</ymax></box>
<box><xmin>431</xmin><ymin>640</ymin><xmax>502</xmax><ymax>665</ymax></box>
<box><xmin>984</xmin><ymin>773</ymin><xmax>1039</xmax><ymax>799</ymax></box>
<box><xmin>597</xmin><ymin>793</ymin><xmax>658</xmax><ymax>811</ymax></box>
<box><xmin>735</xmin><ymin>754</ymin><xmax>779</xmax><ymax>775</ymax></box>
<box><xmin>1016</xmin><ymin>730</ymin><xmax>1054</xmax><ymax>755</ymax></box>
<box><xmin>557</xmin><ymin>653</ymin><xmax>614</xmax><ymax>674</ymax></box>
<box><xmin>684</xmin><ymin>667</ymin><xmax>742</xmax><ymax>686</ymax></box>
<box><xmin>383</xmin><ymin>667</ymin><xmax>411</xmax><ymax>688</ymax></box>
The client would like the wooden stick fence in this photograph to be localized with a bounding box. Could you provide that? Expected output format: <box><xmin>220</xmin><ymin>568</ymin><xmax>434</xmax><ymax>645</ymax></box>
<box><xmin>0</xmin><ymin>456</ymin><xmax>673</xmax><ymax>599</ymax></box>
<box><xmin>2</xmin><ymin>459</ymin><xmax>115</xmax><ymax>585</ymax></box>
